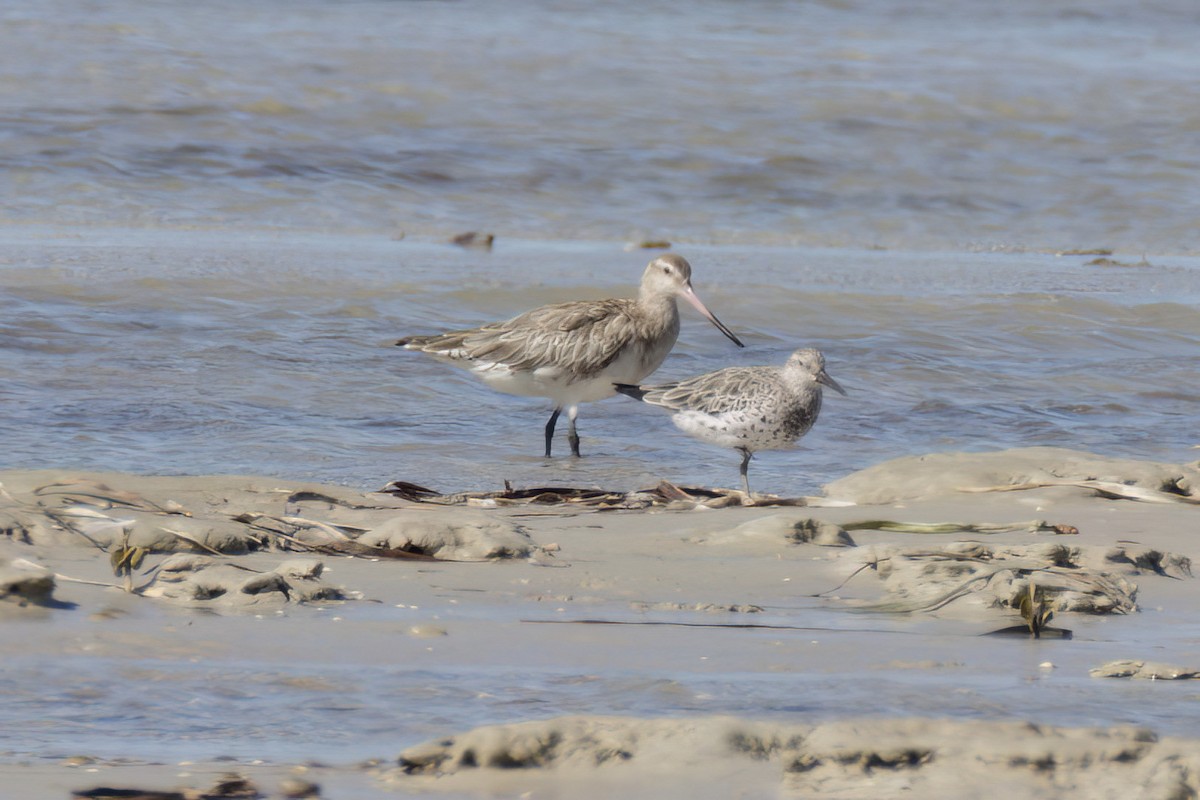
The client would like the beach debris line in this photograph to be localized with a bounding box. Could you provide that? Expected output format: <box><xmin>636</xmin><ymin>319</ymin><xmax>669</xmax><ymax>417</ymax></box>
<box><xmin>379</xmin><ymin>478</ymin><xmax>819</xmax><ymax>509</ymax></box>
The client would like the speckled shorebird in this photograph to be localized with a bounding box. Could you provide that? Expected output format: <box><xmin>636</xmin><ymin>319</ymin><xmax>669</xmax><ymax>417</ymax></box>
<box><xmin>396</xmin><ymin>254</ymin><xmax>744</xmax><ymax>457</ymax></box>
<box><xmin>614</xmin><ymin>348</ymin><xmax>846</xmax><ymax>496</ymax></box>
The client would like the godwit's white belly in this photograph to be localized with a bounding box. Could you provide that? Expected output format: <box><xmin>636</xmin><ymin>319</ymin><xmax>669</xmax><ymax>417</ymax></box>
<box><xmin>471</xmin><ymin>339</ymin><xmax>668</xmax><ymax>406</ymax></box>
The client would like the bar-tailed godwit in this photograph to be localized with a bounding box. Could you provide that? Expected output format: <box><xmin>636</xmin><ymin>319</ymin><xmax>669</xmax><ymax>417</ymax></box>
<box><xmin>615</xmin><ymin>348</ymin><xmax>845</xmax><ymax>495</ymax></box>
<box><xmin>396</xmin><ymin>254</ymin><xmax>744</xmax><ymax>457</ymax></box>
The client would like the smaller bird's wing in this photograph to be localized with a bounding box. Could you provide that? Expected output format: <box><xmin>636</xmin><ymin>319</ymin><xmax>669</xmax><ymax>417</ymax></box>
<box><xmin>638</xmin><ymin>367</ymin><xmax>783</xmax><ymax>415</ymax></box>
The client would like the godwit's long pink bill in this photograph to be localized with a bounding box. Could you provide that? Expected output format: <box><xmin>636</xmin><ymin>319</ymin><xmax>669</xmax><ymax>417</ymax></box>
<box><xmin>615</xmin><ymin>348</ymin><xmax>845</xmax><ymax>496</ymax></box>
<box><xmin>396</xmin><ymin>254</ymin><xmax>743</xmax><ymax>457</ymax></box>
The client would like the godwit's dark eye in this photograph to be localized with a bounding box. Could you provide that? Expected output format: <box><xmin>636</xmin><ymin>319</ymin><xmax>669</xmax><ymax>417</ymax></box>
<box><xmin>662</xmin><ymin>266</ymin><xmax>670</xmax><ymax>274</ymax></box>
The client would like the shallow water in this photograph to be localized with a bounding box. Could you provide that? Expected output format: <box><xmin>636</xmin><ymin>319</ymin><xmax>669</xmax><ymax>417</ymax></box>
<box><xmin>3</xmin><ymin>230</ymin><xmax>1199</xmax><ymax>497</ymax></box>
<box><xmin>3</xmin><ymin>0</ymin><xmax>1200</xmax><ymax>785</ymax></box>
<box><xmin>5</xmin><ymin>596</ymin><xmax>1199</xmax><ymax>774</ymax></box>
<box><xmin>4</xmin><ymin>0</ymin><xmax>1199</xmax><ymax>490</ymax></box>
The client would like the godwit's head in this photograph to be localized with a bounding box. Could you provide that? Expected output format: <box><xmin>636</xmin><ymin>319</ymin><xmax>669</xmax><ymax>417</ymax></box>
<box><xmin>640</xmin><ymin>254</ymin><xmax>744</xmax><ymax>348</ymax></box>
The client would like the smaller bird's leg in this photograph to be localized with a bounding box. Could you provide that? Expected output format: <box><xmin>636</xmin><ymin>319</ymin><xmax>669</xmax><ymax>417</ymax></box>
<box><xmin>567</xmin><ymin>405</ymin><xmax>581</xmax><ymax>457</ymax></box>
<box><xmin>738</xmin><ymin>448</ymin><xmax>753</xmax><ymax>497</ymax></box>
<box><xmin>544</xmin><ymin>407</ymin><xmax>562</xmax><ymax>458</ymax></box>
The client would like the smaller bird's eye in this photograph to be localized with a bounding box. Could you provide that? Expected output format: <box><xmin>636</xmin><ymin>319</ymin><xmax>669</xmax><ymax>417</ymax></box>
<box><xmin>662</xmin><ymin>266</ymin><xmax>670</xmax><ymax>274</ymax></box>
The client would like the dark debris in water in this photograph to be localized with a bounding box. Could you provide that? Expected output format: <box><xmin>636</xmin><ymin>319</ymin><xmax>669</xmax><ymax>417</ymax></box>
<box><xmin>450</xmin><ymin>231</ymin><xmax>494</xmax><ymax>249</ymax></box>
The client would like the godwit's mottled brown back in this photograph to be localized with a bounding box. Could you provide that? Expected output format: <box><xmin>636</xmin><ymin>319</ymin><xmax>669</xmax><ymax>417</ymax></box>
<box><xmin>401</xmin><ymin>296</ymin><xmax>674</xmax><ymax>383</ymax></box>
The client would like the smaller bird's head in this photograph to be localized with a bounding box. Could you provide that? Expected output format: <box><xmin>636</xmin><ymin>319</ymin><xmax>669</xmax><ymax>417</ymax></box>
<box><xmin>787</xmin><ymin>348</ymin><xmax>848</xmax><ymax>396</ymax></box>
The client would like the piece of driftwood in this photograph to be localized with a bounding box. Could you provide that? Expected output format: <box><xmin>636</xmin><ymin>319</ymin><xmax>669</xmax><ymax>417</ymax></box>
<box><xmin>33</xmin><ymin>480</ymin><xmax>192</xmax><ymax>516</ymax></box>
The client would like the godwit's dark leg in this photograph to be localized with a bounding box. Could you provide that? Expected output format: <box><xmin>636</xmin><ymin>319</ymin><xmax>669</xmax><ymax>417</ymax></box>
<box><xmin>738</xmin><ymin>447</ymin><xmax>753</xmax><ymax>496</ymax></box>
<box><xmin>544</xmin><ymin>406</ymin><xmax>562</xmax><ymax>458</ymax></box>
<box><xmin>567</xmin><ymin>405</ymin><xmax>581</xmax><ymax>457</ymax></box>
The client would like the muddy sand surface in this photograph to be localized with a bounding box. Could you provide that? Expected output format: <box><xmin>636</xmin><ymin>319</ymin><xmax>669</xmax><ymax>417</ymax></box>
<box><xmin>3</xmin><ymin>447</ymin><xmax>1199</xmax><ymax>799</ymax></box>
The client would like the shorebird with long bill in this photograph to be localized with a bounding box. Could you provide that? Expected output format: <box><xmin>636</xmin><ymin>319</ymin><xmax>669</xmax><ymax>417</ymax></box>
<box><xmin>615</xmin><ymin>348</ymin><xmax>846</xmax><ymax>496</ymax></box>
<box><xmin>396</xmin><ymin>254</ymin><xmax>744</xmax><ymax>457</ymax></box>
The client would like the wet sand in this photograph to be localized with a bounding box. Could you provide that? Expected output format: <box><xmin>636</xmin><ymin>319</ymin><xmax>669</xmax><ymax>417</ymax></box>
<box><xmin>3</xmin><ymin>447</ymin><xmax>1199</xmax><ymax>798</ymax></box>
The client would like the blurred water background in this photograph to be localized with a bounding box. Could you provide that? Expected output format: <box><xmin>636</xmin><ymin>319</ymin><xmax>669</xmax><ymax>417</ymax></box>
<box><xmin>4</xmin><ymin>0</ymin><xmax>1200</xmax><ymax>251</ymax></box>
